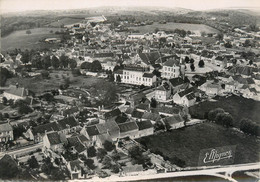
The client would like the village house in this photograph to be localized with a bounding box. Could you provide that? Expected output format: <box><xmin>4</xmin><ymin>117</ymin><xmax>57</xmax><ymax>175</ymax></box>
<box><xmin>67</xmin><ymin>159</ymin><xmax>90</xmax><ymax>179</ymax></box>
<box><xmin>43</xmin><ymin>131</ymin><xmax>66</xmax><ymax>153</ymax></box>
<box><xmin>161</xmin><ymin>57</ymin><xmax>183</xmax><ymax>79</ymax></box>
<box><xmin>0</xmin><ymin>122</ymin><xmax>13</xmax><ymax>142</ymax></box>
<box><xmin>121</xmin><ymin>164</ymin><xmax>144</xmax><ymax>176</ymax></box>
<box><xmin>141</xmin><ymin>112</ymin><xmax>161</xmax><ymax>124</ymax></box>
<box><xmin>96</xmin><ymin>120</ymin><xmax>120</xmax><ymax>141</ymax></box>
<box><xmin>115</xmin><ymin>65</ymin><xmax>156</xmax><ymax>86</ymax></box>
<box><xmin>80</xmin><ymin>125</ymin><xmax>100</xmax><ymax>143</ymax></box>
<box><xmin>199</xmin><ymin>82</ymin><xmax>222</xmax><ymax>96</ymax></box>
<box><xmin>163</xmin><ymin>114</ymin><xmax>185</xmax><ymax>130</ymax></box>
<box><xmin>146</xmin><ymin>82</ymin><xmax>171</xmax><ymax>102</ymax></box>
<box><xmin>136</xmin><ymin>120</ymin><xmax>154</xmax><ymax>137</ymax></box>
<box><xmin>172</xmin><ymin>87</ymin><xmax>197</xmax><ymax>107</ymax></box>
<box><xmin>25</xmin><ymin>122</ymin><xmax>62</xmax><ymax>142</ymax></box>
<box><xmin>96</xmin><ymin>133</ymin><xmax>113</xmax><ymax>148</ymax></box>
<box><xmin>67</xmin><ymin>136</ymin><xmax>88</xmax><ymax>156</ymax></box>
<box><xmin>118</xmin><ymin>121</ymin><xmax>139</xmax><ymax>139</ymax></box>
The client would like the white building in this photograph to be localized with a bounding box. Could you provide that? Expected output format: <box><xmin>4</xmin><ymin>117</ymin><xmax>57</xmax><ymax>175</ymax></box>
<box><xmin>161</xmin><ymin>58</ymin><xmax>183</xmax><ymax>79</ymax></box>
<box><xmin>3</xmin><ymin>85</ymin><xmax>29</xmax><ymax>101</ymax></box>
<box><xmin>114</xmin><ymin>65</ymin><xmax>156</xmax><ymax>86</ymax></box>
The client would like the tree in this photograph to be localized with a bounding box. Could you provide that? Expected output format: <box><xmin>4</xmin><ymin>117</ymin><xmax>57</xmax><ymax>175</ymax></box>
<box><xmin>81</xmin><ymin>62</ymin><xmax>91</xmax><ymax>69</ymax></box>
<box><xmin>216</xmin><ymin>113</ymin><xmax>233</xmax><ymax>127</ymax></box>
<box><xmin>69</xmin><ymin>59</ymin><xmax>77</xmax><ymax>69</ymax></box>
<box><xmin>31</xmin><ymin>54</ymin><xmax>43</xmax><ymax>69</ymax></box>
<box><xmin>128</xmin><ymin>145</ymin><xmax>150</xmax><ymax>166</ymax></box>
<box><xmin>190</xmin><ymin>58</ymin><xmax>194</xmax><ymax>64</ymax></box>
<box><xmin>27</xmin><ymin>156</ymin><xmax>39</xmax><ymax>169</ymax></box>
<box><xmin>97</xmin><ymin>148</ymin><xmax>107</xmax><ymax>161</ymax></box>
<box><xmin>111</xmin><ymin>164</ymin><xmax>120</xmax><ymax>173</ymax></box>
<box><xmin>240</xmin><ymin>118</ymin><xmax>259</xmax><ymax>136</ymax></box>
<box><xmin>198</xmin><ymin>60</ymin><xmax>205</xmax><ymax>68</ymax></box>
<box><xmin>87</xmin><ymin>146</ymin><xmax>96</xmax><ymax>157</ymax></box>
<box><xmin>102</xmin><ymin>156</ymin><xmax>112</xmax><ymax>169</ymax></box>
<box><xmin>216</xmin><ymin>33</ymin><xmax>223</xmax><ymax>41</ymax></box>
<box><xmin>13</xmin><ymin>125</ymin><xmax>26</xmax><ymax>139</ymax></box>
<box><xmin>26</xmin><ymin>30</ymin><xmax>31</xmax><ymax>35</ymax></box>
<box><xmin>21</xmin><ymin>50</ymin><xmax>30</xmax><ymax>64</ymax></box>
<box><xmin>103</xmin><ymin>140</ymin><xmax>115</xmax><ymax>152</ymax></box>
<box><xmin>41</xmin><ymin>93</ymin><xmax>54</xmax><ymax>102</ymax></box>
<box><xmin>190</xmin><ymin>63</ymin><xmax>195</xmax><ymax>71</ymax></box>
<box><xmin>116</xmin><ymin>75</ymin><xmax>121</xmax><ymax>83</ymax></box>
<box><xmin>54</xmin><ymin>157</ymin><xmax>60</xmax><ymax>166</ymax></box>
<box><xmin>41</xmin><ymin>70</ymin><xmax>49</xmax><ymax>79</ymax></box>
<box><xmin>43</xmin><ymin>55</ymin><xmax>51</xmax><ymax>69</ymax></box>
<box><xmin>84</xmin><ymin>159</ymin><xmax>96</xmax><ymax>169</ymax></box>
<box><xmin>51</xmin><ymin>55</ymin><xmax>60</xmax><ymax>69</ymax></box>
<box><xmin>249</xmin><ymin>60</ymin><xmax>253</xmax><ymax>65</ymax></box>
<box><xmin>59</xmin><ymin>54</ymin><xmax>69</xmax><ymax>68</ymax></box>
<box><xmin>91</xmin><ymin>60</ymin><xmax>102</xmax><ymax>72</ymax></box>
<box><xmin>111</xmin><ymin>150</ymin><xmax>121</xmax><ymax>161</ymax></box>
<box><xmin>208</xmin><ymin>108</ymin><xmax>225</xmax><ymax>121</ymax></box>
<box><xmin>150</xmin><ymin>98</ymin><xmax>157</xmax><ymax>108</ymax></box>
<box><xmin>2</xmin><ymin>97</ymin><xmax>7</xmax><ymax>105</ymax></box>
<box><xmin>0</xmin><ymin>155</ymin><xmax>19</xmax><ymax>179</ymax></box>
<box><xmin>184</xmin><ymin>56</ymin><xmax>190</xmax><ymax>63</ymax></box>
<box><xmin>72</xmin><ymin>69</ymin><xmax>81</xmax><ymax>76</ymax></box>
<box><xmin>0</xmin><ymin>67</ymin><xmax>13</xmax><ymax>86</ymax></box>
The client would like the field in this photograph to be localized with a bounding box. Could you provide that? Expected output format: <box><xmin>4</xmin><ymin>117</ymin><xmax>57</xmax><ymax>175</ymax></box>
<box><xmin>129</xmin><ymin>22</ymin><xmax>220</xmax><ymax>34</ymax></box>
<box><xmin>46</xmin><ymin>17</ymin><xmax>85</xmax><ymax>27</ymax></box>
<box><xmin>189</xmin><ymin>95</ymin><xmax>260</xmax><ymax>126</ymax></box>
<box><xmin>137</xmin><ymin>123</ymin><xmax>260</xmax><ymax>167</ymax></box>
<box><xmin>1</xmin><ymin>28</ymin><xmax>64</xmax><ymax>52</ymax></box>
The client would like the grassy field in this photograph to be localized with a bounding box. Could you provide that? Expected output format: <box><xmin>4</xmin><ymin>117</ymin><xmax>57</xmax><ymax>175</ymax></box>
<box><xmin>47</xmin><ymin>17</ymin><xmax>84</xmax><ymax>27</ymax></box>
<box><xmin>189</xmin><ymin>95</ymin><xmax>260</xmax><ymax>126</ymax></box>
<box><xmin>130</xmin><ymin>22</ymin><xmax>220</xmax><ymax>34</ymax></box>
<box><xmin>6</xmin><ymin>70</ymin><xmax>104</xmax><ymax>94</ymax></box>
<box><xmin>1</xmin><ymin>28</ymin><xmax>64</xmax><ymax>52</ymax></box>
<box><xmin>137</xmin><ymin>123</ymin><xmax>260</xmax><ymax>167</ymax></box>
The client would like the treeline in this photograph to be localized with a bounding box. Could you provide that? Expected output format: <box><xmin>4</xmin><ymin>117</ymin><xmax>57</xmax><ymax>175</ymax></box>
<box><xmin>207</xmin><ymin>108</ymin><xmax>260</xmax><ymax>136</ymax></box>
<box><xmin>1</xmin><ymin>16</ymin><xmax>53</xmax><ymax>37</ymax></box>
<box><xmin>19</xmin><ymin>50</ymin><xmax>77</xmax><ymax>70</ymax></box>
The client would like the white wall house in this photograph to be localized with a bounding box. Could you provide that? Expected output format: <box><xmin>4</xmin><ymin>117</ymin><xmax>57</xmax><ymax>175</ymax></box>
<box><xmin>161</xmin><ymin>58</ymin><xmax>182</xmax><ymax>79</ymax></box>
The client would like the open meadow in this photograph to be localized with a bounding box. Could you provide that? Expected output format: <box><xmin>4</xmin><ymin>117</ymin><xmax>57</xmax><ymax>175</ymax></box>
<box><xmin>129</xmin><ymin>22</ymin><xmax>220</xmax><ymax>34</ymax></box>
<box><xmin>1</xmin><ymin>28</ymin><xmax>64</xmax><ymax>52</ymax></box>
<box><xmin>137</xmin><ymin>122</ymin><xmax>260</xmax><ymax>167</ymax></box>
<box><xmin>46</xmin><ymin>17</ymin><xmax>85</xmax><ymax>27</ymax></box>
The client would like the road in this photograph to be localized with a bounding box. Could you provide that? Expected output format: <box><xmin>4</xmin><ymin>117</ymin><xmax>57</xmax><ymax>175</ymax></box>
<box><xmin>83</xmin><ymin>162</ymin><xmax>260</xmax><ymax>182</ymax></box>
<box><xmin>0</xmin><ymin>142</ymin><xmax>43</xmax><ymax>158</ymax></box>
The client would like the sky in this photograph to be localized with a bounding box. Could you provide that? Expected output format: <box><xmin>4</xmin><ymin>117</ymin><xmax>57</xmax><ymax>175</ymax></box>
<box><xmin>1</xmin><ymin>0</ymin><xmax>260</xmax><ymax>14</ymax></box>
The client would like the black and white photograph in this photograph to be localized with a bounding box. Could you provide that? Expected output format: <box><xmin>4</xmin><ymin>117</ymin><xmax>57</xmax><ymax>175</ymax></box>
<box><xmin>0</xmin><ymin>0</ymin><xmax>260</xmax><ymax>181</ymax></box>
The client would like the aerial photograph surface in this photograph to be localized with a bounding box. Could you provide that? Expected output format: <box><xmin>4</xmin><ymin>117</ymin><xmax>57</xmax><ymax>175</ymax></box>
<box><xmin>0</xmin><ymin>0</ymin><xmax>260</xmax><ymax>181</ymax></box>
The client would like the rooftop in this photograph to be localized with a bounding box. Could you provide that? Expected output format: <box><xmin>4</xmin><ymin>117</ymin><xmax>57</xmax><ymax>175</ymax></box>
<box><xmin>118</xmin><ymin>121</ymin><xmax>138</xmax><ymax>133</ymax></box>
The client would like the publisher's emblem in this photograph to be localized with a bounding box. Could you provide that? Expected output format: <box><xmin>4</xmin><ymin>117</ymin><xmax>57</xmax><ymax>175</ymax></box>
<box><xmin>198</xmin><ymin>145</ymin><xmax>236</xmax><ymax>166</ymax></box>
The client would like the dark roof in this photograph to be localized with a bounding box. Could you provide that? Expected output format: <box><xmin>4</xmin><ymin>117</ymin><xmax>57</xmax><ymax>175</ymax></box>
<box><xmin>67</xmin><ymin>136</ymin><xmax>86</xmax><ymax>153</ymax></box>
<box><xmin>58</xmin><ymin>116</ymin><xmax>79</xmax><ymax>129</ymax></box>
<box><xmin>32</xmin><ymin>122</ymin><xmax>61</xmax><ymax>135</ymax></box>
<box><xmin>136</xmin><ymin>120</ymin><xmax>153</xmax><ymax>130</ymax></box>
<box><xmin>47</xmin><ymin>132</ymin><xmax>62</xmax><ymax>145</ymax></box>
<box><xmin>93</xmin><ymin>52</ymin><xmax>114</xmax><ymax>58</ymax></box>
<box><xmin>104</xmin><ymin>108</ymin><xmax>121</xmax><ymax>119</ymax></box>
<box><xmin>178</xmin><ymin>87</ymin><xmax>196</xmax><ymax>97</ymax></box>
<box><xmin>86</xmin><ymin>125</ymin><xmax>100</xmax><ymax>137</ymax></box>
<box><xmin>136</xmin><ymin>103</ymin><xmax>150</xmax><ymax>111</ymax></box>
<box><xmin>163</xmin><ymin>115</ymin><xmax>184</xmax><ymax>125</ymax></box>
<box><xmin>185</xmin><ymin>92</ymin><xmax>196</xmax><ymax>100</ymax></box>
<box><xmin>142</xmin><ymin>112</ymin><xmax>161</xmax><ymax>122</ymax></box>
<box><xmin>131</xmin><ymin>110</ymin><xmax>144</xmax><ymax>119</ymax></box>
<box><xmin>125</xmin><ymin>107</ymin><xmax>134</xmax><ymax>115</ymax></box>
<box><xmin>169</xmin><ymin>77</ymin><xmax>185</xmax><ymax>87</ymax></box>
<box><xmin>154</xmin><ymin>106</ymin><xmax>181</xmax><ymax>115</ymax></box>
<box><xmin>115</xmin><ymin>115</ymin><xmax>129</xmax><ymax>124</ymax></box>
<box><xmin>118</xmin><ymin>122</ymin><xmax>138</xmax><ymax>133</ymax></box>
<box><xmin>163</xmin><ymin>58</ymin><xmax>180</xmax><ymax>67</ymax></box>
<box><xmin>138</xmin><ymin>52</ymin><xmax>161</xmax><ymax>65</ymax></box>
<box><xmin>143</xmin><ymin>73</ymin><xmax>154</xmax><ymax>78</ymax></box>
